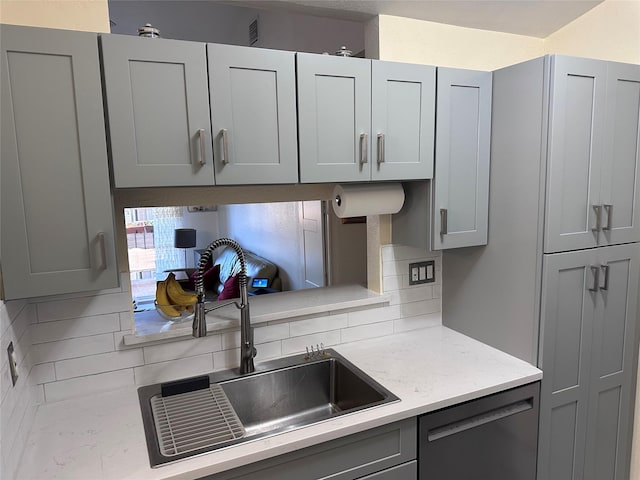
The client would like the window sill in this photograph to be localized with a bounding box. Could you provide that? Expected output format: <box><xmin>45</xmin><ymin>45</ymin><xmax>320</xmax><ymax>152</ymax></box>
<box><xmin>122</xmin><ymin>285</ymin><xmax>390</xmax><ymax>347</ymax></box>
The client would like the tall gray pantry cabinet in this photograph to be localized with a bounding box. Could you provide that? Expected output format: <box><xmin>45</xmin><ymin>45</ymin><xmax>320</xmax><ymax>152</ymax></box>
<box><xmin>0</xmin><ymin>25</ymin><xmax>119</xmax><ymax>299</ymax></box>
<box><xmin>441</xmin><ymin>56</ymin><xmax>640</xmax><ymax>480</ymax></box>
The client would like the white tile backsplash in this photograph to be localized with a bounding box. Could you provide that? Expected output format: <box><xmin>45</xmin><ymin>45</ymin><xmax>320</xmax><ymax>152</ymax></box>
<box><xmin>31</xmin><ymin>313</ymin><xmax>120</xmax><ymax>344</ymax></box>
<box><xmin>55</xmin><ymin>349</ymin><xmax>144</xmax><ymax>380</ymax></box>
<box><xmin>44</xmin><ymin>369</ymin><xmax>135</xmax><ymax>403</ymax></box>
<box><xmin>0</xmin><ymin>244</ymin><xmax>442</xmax><ymax>479</ymax></box>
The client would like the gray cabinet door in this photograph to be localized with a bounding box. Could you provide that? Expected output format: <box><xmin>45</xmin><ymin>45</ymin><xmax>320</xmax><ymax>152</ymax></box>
<box><xmin>583</xmin><ymin>243</ymin><xmax>639</xmax><ymax>480</ymax></box>
<box><xmin>544</xmin><ymin>56</ymin><xmax>607</xmax><ymax>253</ymax></box>
<box><xmin>599</xmin><ymin>62</ymin><xmax>640</xmax><ymax>246</ymax></box>
<box><xmin>0</xmin><ymin>25</ymin><xmax>118</xmax><ymax>299</ymax></box>
<box><xmin>209</xmin><ymin>44</ymin><xmax>298</xmax><ymax>185</ymax></box>
<box><xmin>297</xmin><ymin>53</ymin><xmax>371</xmax><ymax>183</ymax></box>
<box><xmin>100</xmin><ymin>35</ymin><xmax>213</xmax><ymax>187</ymax></box>
<box><xmin>432</xmin><ymin>68</ymin><xmax>492</xmax><ymax>250</ymax></box>
<box><xmin>538</xmin><ymin>244</ymin><xmax>640</xmax><ymax>480</ymax></box>
<box><xmin>371</xmin><ymin>61</ymin><xmax>435</xmax><ymax>181</ymax></box>
<box><xmin>538</xmin><ymin>249</ymin><xmax>596</xmax><ymax>480</ymax></box>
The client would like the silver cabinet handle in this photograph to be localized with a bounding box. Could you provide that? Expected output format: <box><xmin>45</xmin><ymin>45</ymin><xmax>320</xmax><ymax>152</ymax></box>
<box><xmin>377</xmin><ymin>133</ymin><xmax>385</xmax><ymax>165</ymax></box>
<box><xmin>603</xmin><ymin>204</ymin><xmax>613</xmax><ymax>231</ymax></box>
<box><xmin>600</xmin><ymin>264</ymin><xmax>610</xmax><ymax>291</ymax></box>
<box><xmin>96</xmin><ymin>232</ymin><xmax>107</xmax><ymax>271</ymax></box>
<box><xmin>592</xmin><ymin>205</ymin><xmax>602</xmax><ymax>232</ymax></box>
<box><xmin>220</xmin><ymin>128</ymin><xmax>229</xmax><ymax>165</ymax></box>
<box><xmin>197</xmin><ymin>129</ymin><xmax>206</xmax><ymax>166</ymax></box>
<box><xmin>589</xmin><ymin>265</ymin><xmax>600</xmax><ymax>292</ymax></box>
<box><xmin>440</xmin><ymin>208</ymin><xmax>448</xmax><ymax>235</ymax></box>
<box><xmin>359</xmin><ymin>133</ymin><xmax>368</xmax><ymax>165</ymax></box>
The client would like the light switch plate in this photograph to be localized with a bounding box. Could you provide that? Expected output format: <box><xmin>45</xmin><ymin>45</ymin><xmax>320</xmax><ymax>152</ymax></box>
<box><xmin>409</xmin><ymin>260</ymin><xmax>436</xmax><ymax>285</ymax></box>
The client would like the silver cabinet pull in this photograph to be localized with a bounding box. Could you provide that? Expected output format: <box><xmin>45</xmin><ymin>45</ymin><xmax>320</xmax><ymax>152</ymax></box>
<box><xmin>440</xmin><ymin>208</ymin><xmax>448</xmax><ymax>236</ymax></box>
<box><xmin>603</xmin><ymin>204</ymin><xmax>613</xmax><ymax>231</ymax></box>
<box><xmin>589</xmin><ymin>265</ymin><xmax>600</xmax><ymax>292</ymax></box>
<box><xmin>377</xmin><ymin>133</ymin><xmax>385</xmax><ymax>165</ymax></box>
<box><xmin>359</xmin><ymin>133</ymin><xmax>368</xmax><ymax>165</ymax></box>
<box><xmin>600</xmin><ymin>264</ymin><xmax>610</xmax><ymax>291</ymax></box>
<box><xmin>197</xmin><ymin>129</ymin><xmax>206</xmax><ymax>166</ymax></box>
<box><xmin>592</xmin><ymin>205</ymin><xmax>602</xmax><ymax>232</ymax></box>
<box><xmin>220</xmin><ymin>128</ymin><xmax>229</xmax><ymax>165</ymax></box>
<box><xmin>96</xmin><ymin>232</ymin><xmax>107</xmax><ymax>271</ymax></box>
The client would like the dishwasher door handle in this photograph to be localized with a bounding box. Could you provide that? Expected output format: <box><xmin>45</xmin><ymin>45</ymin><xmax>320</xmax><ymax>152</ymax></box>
<box><xmin>426</xmin><ymin>399</ymin><xmax>533</xmax><ymax>442</ymax></box>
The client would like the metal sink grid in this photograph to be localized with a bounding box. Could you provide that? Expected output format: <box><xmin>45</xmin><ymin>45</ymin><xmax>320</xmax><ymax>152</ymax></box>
<box><xmin>150</xmin><ymin>384</ymin><xmax>245</xmax><ymax>457</ymax></box>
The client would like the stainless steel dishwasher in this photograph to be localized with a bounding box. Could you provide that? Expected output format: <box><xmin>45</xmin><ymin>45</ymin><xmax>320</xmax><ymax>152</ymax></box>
<box><xmin>419</xmin><ymin>381</ymin><xmax>540</xmax><ymax>479</ymax></box>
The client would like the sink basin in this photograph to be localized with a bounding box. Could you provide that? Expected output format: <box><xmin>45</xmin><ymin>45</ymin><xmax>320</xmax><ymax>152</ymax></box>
<box><xmin>138</xmin><ymin>349</ymin><xmax>398</xmax><ymax>467</ymax></box>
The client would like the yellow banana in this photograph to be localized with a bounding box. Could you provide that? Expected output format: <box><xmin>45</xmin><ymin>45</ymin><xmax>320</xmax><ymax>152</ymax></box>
<box><xmin>155</xmin><ymin>280</ymin><xmax>181</xmax><ymax>318</ymax></box>
<box><xmin>165</xmin><ymin>273</ymin><xmax>197</xmax><ymax>309</ymax></box>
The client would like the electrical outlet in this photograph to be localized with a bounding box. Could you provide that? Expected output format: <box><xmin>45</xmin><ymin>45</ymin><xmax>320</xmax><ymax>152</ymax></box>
<box><xmin>409</xmin><ymin>260</ymin><xmax>436</xmax><ymax>285</ymax></box>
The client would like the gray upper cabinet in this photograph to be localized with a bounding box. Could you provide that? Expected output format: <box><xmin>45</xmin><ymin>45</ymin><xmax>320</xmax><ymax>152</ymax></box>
<box><xmin>100</xmin><ymin>35</ymin><xmax>214</xmax><ymax>187</ymax></box>
<box><xmin>538</xmin><ymin>243</ymin><xmax>639</xmax><ymax>480</ymax></box>
<box><xmin>208</xmin><ymin>44</ymin><xmax>298</xmax><ymax>185</ymax></box>
<box><xmin>432</xmin><ymin>67</ymin><xmax>492</xmax><ymax>250</ymax></box>
<box><xmin>1</xmin><ymin>25</ymin><xmax>119</xmax><ymax>299</ymax></box>
<box><xmin>545</xmin><ymin>56</ymin><xmax>640</xmax><ymax>253</ymax></box>
<box><xmin>297</xmin><ymin>54</ymin><xmax>435</xmax><ymax>183</ymax></box>
<box><xmin>371</xmin><ymin>61</ymin><xmax>435</xmax><ymax>181</ymax></box>
<box><xmin>297</xmin><ymin>53</ymin><xmax>372</xmax><ymax>183</ymax></box>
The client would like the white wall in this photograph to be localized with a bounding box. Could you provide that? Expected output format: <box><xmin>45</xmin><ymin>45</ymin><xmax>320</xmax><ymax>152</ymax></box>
<box><xmin>0</xmin><ymin>0</ymin><xmax>110</xmax><ymax>32</ymax></box>
<box><xmin>107</xmin><ymin>0</ymin><xmax>365</xmax><ymax>54</ymax></box>
<box><xmin>108</xmin><ymin>1</ymin><xmax>257</xmax><ymax>44</ymax></box>
<box><xmin>545</xmin><ymin>0</ymin><xmax>640</xmax><ymax>64</ymax></box>
<box><xmin>217</xmin><ymin>202</ymin><xmax>306</xmax><ymax>291</ymax></box>
<box><xmin>375</xmin><ymin>14</ymin><xmax>545</xmax><ymax>69</ymax></box>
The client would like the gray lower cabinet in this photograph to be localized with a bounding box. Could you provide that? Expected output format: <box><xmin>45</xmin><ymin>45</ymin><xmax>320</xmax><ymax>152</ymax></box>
<box><xmin>537</xmin><ymin>243</ymin><xmax>639</xmax><ymax>480</ymax></box>
<box><xmin>208</xmin><ymin>43</ymin><xmax>298</xmax><ymax>185</ymax></box>
<box><xmin>199</xmin><ymin>418</ymin><xmax>416</xmax><ymax>480</ymax></box>
<box><xmin>0</xmin><ymin>24</ymin><xmax>119</xmax><ymax>299</ymax></box>
<box><xmin>100</xmin><ymin>34</ymin><xmax>214</xmax><ymax>187</ymax></box>
<box><xmin>297</xmin><ymin>53</ymin><xmax>435</xmax><ymax>183</ymax></box>
<box><xmin>432</xmin><ymin>67</ymin><xmax>492</xmax><ymax>250</ymax></box>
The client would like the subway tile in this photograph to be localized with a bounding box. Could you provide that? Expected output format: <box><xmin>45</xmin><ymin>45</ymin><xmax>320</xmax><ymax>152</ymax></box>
<box><xmin>289</xmin><ymin>314</ymin><xmax>347</xmax><ymax>337</ymax></box>
<box><xmin>143</xmin><ymin>335</ymin><xmax>222</xmax><ymax>364</ymax></box>
<box><xmin>385</xmin><ymin>244</ymin><xmax>439</xmax><ymax>262</ymax></box>
<box><xmin>119</xmin><ymin>312</ymin><xmax>134</xmax><ymax>331</ymax></box>
<box><xmin>31</xmin><ymin>313</ymin><xmax>120</xmax><ymax>344</ymax></box>
<box><xmin>388</xmin><ymin>285</ymin><xmax>433</xmax><ymax>306</ymax></box>
<box><xmin>382</xmin><ymin>274</ymin><xmax>406</xmax><ymax>292</ymax></box>
<box><xmin>44</xmin><ymin>369</ymin><xmax>135</xmax><ymax>403</ymax></box>
<box><xmin>347</xmin><ymin>305</ymin><xmax>402</xmax><ymax>327</ymax></box>
<box><xmin>340</xmin><ymin>321</ymin><xmax>394</xmax><ymax>344</ymax></box>
<box><xmin>114</xmin><ymin>330</ymin><xmax>133</xmax><ymax>350</ymax></box>
<box><xmin>393</xmin><ymin>313</ymin><xmax>442</xmax><ymax>333</ymax></box>
<box><xmin>29</xmin><ymin>363</ymin><xmax>56</xmax><ymax>385</ymax></box>
<box><xmin>36</xmin><ymin>292</ymin><xmax>131</xmax><ymax>322</ymax></box>
<box><xmin>134</xmin><ymin>354</ymin><xmax>213</xmax><ymax>386</ymax></box>
<box><xmin>433</xmin><ymin>285</ymin><xmax>442</xmax><ymax>299</ymax></box>
<box><xmin>255</xmin><ymin>340</ymin><xmax>282</xmax><ymax>361</ymax></box>
<box><xmin>0</xmin><ymin>300</ymin><xmax>28</xmax><ymax>336</ymax></box>
<box><xmin>400</xmin><ymin>299</ymin><xmax>441</xmax><ymax>318</ymax></box>
<box><xmin>31</xmin><ymin>333</ymin><xmax>115</xmax><ymax>364</ymax></box>
<box><xmin>214</xmin><ymin>348</ymin><xmax>239</xmax><ymax>371</ymax></box>
<box><xmin>221</xmin><ymin>331</ymin><xmax>240</xmax><ymax>350</ymax></box>
<box><xmin>254</xmin><ymin>323</ymin><xmax>290</xmax><ymax>344</ymax></box>
<box><xmin>281</xmin><ymin>330</ymin><xmax>341</xmax><ymax>356</ymax></box>
<box><xmin>55</xmin><ymin>349</ymin><xmax>144</xmax><ymax>380</ymax></box>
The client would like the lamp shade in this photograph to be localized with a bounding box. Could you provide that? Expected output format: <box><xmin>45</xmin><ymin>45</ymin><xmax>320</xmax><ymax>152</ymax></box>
<box><xmin>174</xmin><ymin>228</ymin><xmax>196</xmax><ymax>249</ymax></box>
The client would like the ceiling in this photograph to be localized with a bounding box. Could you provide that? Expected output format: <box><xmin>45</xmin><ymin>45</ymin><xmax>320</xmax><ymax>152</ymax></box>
<box><xmin>230</xmin><ymin>0</ymin><xmax>604</xmax><ymax>38</ymax></box>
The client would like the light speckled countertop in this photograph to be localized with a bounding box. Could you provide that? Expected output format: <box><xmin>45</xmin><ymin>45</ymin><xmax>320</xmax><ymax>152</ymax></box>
<box><xmin>17</xmin><ymin>325</ymin><xmax>542</xmax><ymax>480</ymax></box>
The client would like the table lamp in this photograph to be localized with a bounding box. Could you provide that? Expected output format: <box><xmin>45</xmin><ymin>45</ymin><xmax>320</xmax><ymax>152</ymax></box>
<box><xmin>174</xmin><ymin>228</ymin><xmax>196</xmax><ymax>268</ymax></box>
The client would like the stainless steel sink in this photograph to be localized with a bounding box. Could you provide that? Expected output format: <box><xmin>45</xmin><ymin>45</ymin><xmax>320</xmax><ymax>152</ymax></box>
<box><xmin>138</xmin><ymin>349</ymin><xmax>398</xmax><ymax>467</ymax></box>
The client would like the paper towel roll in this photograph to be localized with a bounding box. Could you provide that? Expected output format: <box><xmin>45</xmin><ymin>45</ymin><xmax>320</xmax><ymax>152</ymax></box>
<box><xmin>332</xmin><ymin>183</ymin><xmax>405</xmax><ymax>218</ymax></box>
